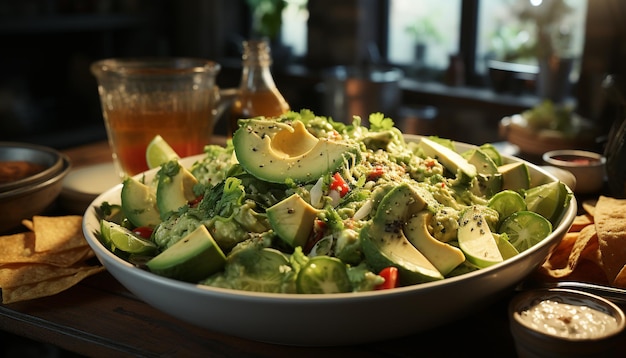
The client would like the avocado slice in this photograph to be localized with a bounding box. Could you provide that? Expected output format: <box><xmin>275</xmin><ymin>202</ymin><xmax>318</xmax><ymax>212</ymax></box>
<box><xmin>146</xmin><ymin>225</ymin><xmax>226</xmax><ymax>282</ymax></box>
<box><xmin>404</xmin><ymin>211</ymin><xmax>465</xmax><ymax>276</ymax></box>
<box><xmin>156</xmin><ymin>161</ymin><xmax>199</xmax><ymax>220</ymax></box>
<box><xmin>121</xmin><ymin>177</ymin><xmax>161</xmax><ymax>228</ymax></box>
<box><xmin>420</xmin><ymin>137</ymin><xmax>476</xmax><ymax>180</ymax></box>
<box><xmin>266</xmin><ymin>193</ymin><xmax>321</xmax><ymax>248</ymax></box>
<box><xmin>457</xmin><ymin>206</ymin><xmax>503</xmax><ymax>268</ymax></box>
<box><xmin>233</xmin><ymin>118</ymin><xmax>361</xmax><ymax>184</ymax></box>
<box><xmin>465</xmin><ymin>148</ymin><xmax>502</xmax><ymax>197</ymax></box>
<box><xmin>498</xmin><ymin>162</ymin><xmax>531</xmax><ymax>191</ymax></box>
<box><xmin>360</xmin><ymin>183</ymin><xmax>444</xmax><ymax>285</ymax></box>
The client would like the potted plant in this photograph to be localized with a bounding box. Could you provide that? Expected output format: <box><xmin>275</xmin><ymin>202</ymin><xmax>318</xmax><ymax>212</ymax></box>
<box><xmin>246</xmin><ymin>0</ymin><xmax>288</xmax><ymax>42</ymax></box>
<box><xmin>514</xmin><ymin>0</ymin><xmax>575</xmax><ymax>102</ymax></box>
<box><xmin>405</xmin><ymin>17</ymin><xmax>442</xmax><ymax>64</ymax></box>
<box><xmin>486</xmin><ymin>22</ymin><xmax>539</xmax><ymax>93</ymax></box>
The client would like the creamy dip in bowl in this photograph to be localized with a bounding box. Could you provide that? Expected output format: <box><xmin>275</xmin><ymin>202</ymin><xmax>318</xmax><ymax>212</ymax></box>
<box><xmin>509</xmin><ymin>288</ymin><xmax>625</xmax><ymax>357</ymax></box>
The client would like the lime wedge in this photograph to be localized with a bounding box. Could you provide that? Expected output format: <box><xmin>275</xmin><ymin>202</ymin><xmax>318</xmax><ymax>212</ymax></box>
<box><xmin>499</xmin><ymin>211</ymin><xmax>552</xmax><ymax>252</ymax></box>
<box><xmin>146</xmin><ymin>135</ymin><xmax>180</xmax><ymax>169</ymax></box>
<box><xmin>488</xmin><ymin>190</ymin><xmax>526</xmax><ymax>223</ymax></box>
<box><xmin>524</xmin><ymin>181</ymin><xmax>569</xmax><ymax>225</ymax></box>
<box><xmin>102</xmin><ymin>220</ymin><xmax>158</xmax><ymax>255</ymax></box>
<box><xmin>495</xmin><ymin>233</ymin><xmax>519</xmax><ymax>260</ymax></box>
<box><xmin>99</xmin><ymin>219</ymin><xmax>114</xmax><ymax>250</ymax></box>
<box><xmin>457</xmin><ymin>206</ymin><xmax>503</xmax><ymax>268</ymax></box>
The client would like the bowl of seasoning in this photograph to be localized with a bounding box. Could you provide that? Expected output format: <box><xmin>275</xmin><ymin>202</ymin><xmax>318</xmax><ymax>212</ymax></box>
<box><xmin>509</xmin><ymin>288</ymin><xmax>625</xmax><ymax>358</ymax></box>
<box><xmin>542</xmin><ymin>150</ymin><xmax>606</xmax><ymax>194</ymax></box>
<box><xmin>0</xmin><ymin>142</ymin><xmax>71</xmax><ymax>233</ymax></box>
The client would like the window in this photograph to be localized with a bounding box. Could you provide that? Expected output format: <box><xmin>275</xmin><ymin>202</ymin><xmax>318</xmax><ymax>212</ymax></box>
<box><xmin>387</xmin><ymin>0</ymin><xmax>462</xmax><ymax>73</ymax></box>
<box><xmin>386</xmin><ymin>0</ymin><xmax>588</xmax><ymax>87</ymax></box>
<box><xmin>281</xmin><ymin>0</ymin><xmax>308</xmax><ymax>57</ymax></box>
<box><xmin>476</xmin><ymin>0</ymin><xmax>588</xmax><ymax>75</ymax></box>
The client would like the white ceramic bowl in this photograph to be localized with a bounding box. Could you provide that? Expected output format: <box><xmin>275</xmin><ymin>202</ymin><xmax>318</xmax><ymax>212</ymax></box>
<box><xmin>82</xmin><ymin>136</ymin><xmax>577</xmax><ymax>346</ymax></box>
<box><xmin>543</xmin><ymin>150</ymin><xmax>606</xmax><ymax>194</ymax></box>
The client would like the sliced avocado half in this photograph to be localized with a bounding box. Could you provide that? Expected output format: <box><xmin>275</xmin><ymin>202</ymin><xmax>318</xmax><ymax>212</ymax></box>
<box><xmin>360</xmin><ymin>183</ymin><xmax>444</xmax><ymax>285</ymax></box>
<box><xmin>465</xmin><ymin>148</ymin><xmax>502</xmax><ymax>197</ymax></box>
<box><xmin>156</xmin><ymin>161</ymin><xmax>199</xmax><ymax>220</ymax></box>
<box><xmin>121</xmin><ymin>177</ymin><xmax>161</xmax><ymax>228</ymax></box>
<box><xmin>146</xmin><ymin>225</ymin><xmax>226</xmax><ymax>282</ymax></box>
<box><xmin>233</xmin><ymin>118</ymin><xmax>361</xmax><ymax>184</ymax></box>
<box><xmin>404</xmin><ymin>211</ymin><xmax>465</xmax><ymax>276</ymax></box>
<box><xmin>498</xmin><ymin>162</ymin><xmax>531</xmax><ymax>192</ymax></box>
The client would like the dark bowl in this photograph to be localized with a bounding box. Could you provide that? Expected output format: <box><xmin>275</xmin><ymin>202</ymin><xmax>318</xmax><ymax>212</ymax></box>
<box><xmin>0</xmin><ymin>142</ymin><xmax>65</xmax><ymax>193</ymax></box>
<box><xmin>0</xmin><ymin>143</ymin><xmax>71</xmax><ymax>233</ymax></box>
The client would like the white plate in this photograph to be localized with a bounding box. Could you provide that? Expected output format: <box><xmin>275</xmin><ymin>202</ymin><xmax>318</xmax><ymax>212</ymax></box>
<box><xmin>82</xmin><ymin>136</ymin><xmax>577</xmax><ymax>346</ymax></box>
<box><xmin>60</xmin><ymin>162</ymin><xmax>120</xmax><ymax>214</ymax></box>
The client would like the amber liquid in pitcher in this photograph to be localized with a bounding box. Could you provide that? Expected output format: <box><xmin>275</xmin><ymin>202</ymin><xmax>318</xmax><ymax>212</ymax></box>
<box><xmin>106</xmin><ymin>108</ymin><xmax>212</xmax><ymax>175</ymax></box>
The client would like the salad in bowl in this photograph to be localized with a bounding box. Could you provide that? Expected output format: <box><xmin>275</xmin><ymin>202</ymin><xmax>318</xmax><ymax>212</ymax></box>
<box><xmin>84</xmin><ymin>110</ymin><xmax>575</xmax><ymax>345</ymax></box>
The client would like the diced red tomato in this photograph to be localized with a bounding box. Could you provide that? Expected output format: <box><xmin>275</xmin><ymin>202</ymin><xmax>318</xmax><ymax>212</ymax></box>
<box><xmin>367</xmin><ymin>165</ymin><xmax>384</xmax><ymax>181</ymax></box>
<box><xmin>329</xmin><ymin>172</ymin><xmax>350</xmax><ymax>197</ymax></box>
<box><xmin>132</xmin><ymin>226</ymin><xmax>154</xmax><ymax>239</ymax></box>
<box><xmin>375</xmin><ymin>266</ymin><xmax>399</xmax><ymax>290</ymax></box>
<box><xmin>188</xmin><ymin>195</ymin><xmax>204</xmax><ymax>208</ymax></box>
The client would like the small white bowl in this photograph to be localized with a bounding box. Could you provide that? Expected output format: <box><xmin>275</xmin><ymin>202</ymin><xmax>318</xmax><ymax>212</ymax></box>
<box><xmin>542</xmin><ymin>150</ymin><xmax>606</xmax><ymax>194</ymax></box>
<box><xmin>509</xmin><ymin>288</ymin><xmax>625</xmax><ymax>358</ymax></box>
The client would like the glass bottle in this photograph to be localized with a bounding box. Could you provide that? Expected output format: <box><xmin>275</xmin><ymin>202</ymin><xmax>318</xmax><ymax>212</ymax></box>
<box><xmin>229</xmin><ymin>40</ymin><xmax>290</xmax><ymax>136</ymax></box>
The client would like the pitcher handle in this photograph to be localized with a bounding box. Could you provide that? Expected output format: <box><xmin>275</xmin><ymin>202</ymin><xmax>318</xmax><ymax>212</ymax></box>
<box><xmin>212</xmin><ymin>87</ymin><xmax>239</xmax><ymax>128</ymax></box>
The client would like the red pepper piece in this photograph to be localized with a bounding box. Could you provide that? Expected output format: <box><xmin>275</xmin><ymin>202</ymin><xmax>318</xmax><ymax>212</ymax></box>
<box><xmin>375</xmin><ymin>266</ymin><xmax>399</xmax><ymax>290</ymax></box>
<box><xmin>329</xmin><ymin>172</ymin><xmax>350</xmax><ymax>197</ymax></box>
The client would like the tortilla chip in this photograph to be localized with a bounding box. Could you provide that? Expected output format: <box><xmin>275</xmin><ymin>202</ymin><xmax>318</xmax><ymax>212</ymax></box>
<box><xmin>542</xmin><ymin>232</ymin><xmax>579</xmax><ymax>269</ymax></box>
<box><xmin>563</xmin><ymin>259</ymin><xmax>609</xmax><ymax>285</ymax></box>
<box><xmin>540</xmin><ymin>224</ymin><xmax>597</xmax><ymax>278</ymax></box>
<box><xmin>613</xmin><ymin>265</ymin><xmax>626</xmax><ymax>288</ymax></box>
<box><xmin>0</xmin><ymin>232</ymin><xmax>91</xmax><ymax>267</ymax></box>
<box><xmin>582</xmin><ymin>199</ymin><xmax>597</xmax><ymax>217</ymax></box>
<box><xmin>0</xmin><ymin>232</ymin><xmax>35</xmax><ymax>263</ymax></box>
<box><xmin>0</xmin><ymin>215</ymin><xmax>105</xmax><ymax>304</ymax></box>
<box><xmin>21</xmin><ymin>219</ymin><xmax>34</xmax><ymax>232</ymax></box>
<box><xmin>570</xmin><ymin>213</ymin><xmax>594</xmax><ymax>232</ymax></box>
<box><xmin>0</xmin><ymin>263</ymin><xmax>97</xmax><ymax>288</ymax></box>
<box><xmin>16</xmin><ymin>247</ymin><xmax>94</xmax><ymax>267</ymax></box>
<box><xmin>32</xmin><ymin>216</ymin><xmax>87</xmax><ymax>252</ymax></box>
<box><xmin>1</xmin><ymin>266</ymin><xmax>105</xmax><ymax>304</ymax></box>
<box><xmin>594</xmin><ymin>196</ymin><xmax>626</xmax><ymax>285</ymax></box>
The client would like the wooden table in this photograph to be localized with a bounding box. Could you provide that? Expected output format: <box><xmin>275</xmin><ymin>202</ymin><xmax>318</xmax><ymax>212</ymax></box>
<box><xmin>1</xmin><ymin>140</ymin><xmax>625</xmax><ymax>357</ymax></box>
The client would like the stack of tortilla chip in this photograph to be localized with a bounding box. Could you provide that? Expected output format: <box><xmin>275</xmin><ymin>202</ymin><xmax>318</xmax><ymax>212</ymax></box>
<box><xmin>0</xmin><ymin>215</ymin><xmax>105</xmax><ymax>304</ymax></box>
<box><xmin>539</xmin><ymin>196</ymin><xmax>626</xmax><ymax>288</ymax></box>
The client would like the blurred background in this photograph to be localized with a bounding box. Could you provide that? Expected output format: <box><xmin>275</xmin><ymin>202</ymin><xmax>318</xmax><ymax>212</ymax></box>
<box><xmin>0</xmin><ymin>0</ymin><xmax>624</xmax><ymax>150</ymax></box>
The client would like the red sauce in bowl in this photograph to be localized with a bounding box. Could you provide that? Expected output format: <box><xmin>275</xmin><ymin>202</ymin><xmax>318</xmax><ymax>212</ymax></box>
<box><xmin>0</xmin><ymin>161</ymin><xmax>47</xmax><ymax>183</ymax></box>
<box><xmin>552</xmin><ymin>155</ymin><xmax>601</xmax><ymax>166</ymax></box>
